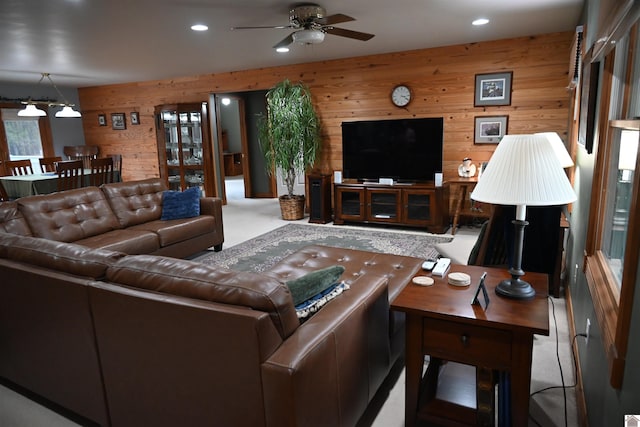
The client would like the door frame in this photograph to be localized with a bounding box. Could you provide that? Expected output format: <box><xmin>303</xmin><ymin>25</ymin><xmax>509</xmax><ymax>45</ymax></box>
<box><xmin>212</xmin><ymin>92</ymin><xmax>276</xmax><ymax>202</ymax></box>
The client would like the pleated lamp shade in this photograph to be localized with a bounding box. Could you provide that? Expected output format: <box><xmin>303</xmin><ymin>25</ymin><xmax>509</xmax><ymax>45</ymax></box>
<box><xmin>535</xmin><ymin>132</ymin><xmax>574</xmax><ymax>168</ymax></box>
<box><xmin>471</xmin><ymin>134</ymin><xmax>577</xmax><ymax>207</ymax></box>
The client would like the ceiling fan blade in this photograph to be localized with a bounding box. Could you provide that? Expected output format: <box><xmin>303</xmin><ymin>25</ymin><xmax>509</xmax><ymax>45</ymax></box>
<box><xmin>231</xmin><ymin>25</ymin><xmax>293</xmax><ymax>30</ymax></box>
<box><xmin>273</xmin><ymin>33</ymin><xmax>295</xmax><ymax>49</ymax></box>
<box><xmin>324</xmin><ymin>27</ymin><xmax>375</xmax><ymax>41</ymax></box>
<box><xmin>317</xmin><ymin>13</ymin><xmax>355</xmax><ymax>26</ymax></box>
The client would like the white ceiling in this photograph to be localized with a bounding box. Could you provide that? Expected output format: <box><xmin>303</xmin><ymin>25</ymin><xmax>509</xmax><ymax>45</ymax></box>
<box><xmin>0</xmin><ymin>0</ymin><xmax>584</xmax><ymax>88</ymax></box>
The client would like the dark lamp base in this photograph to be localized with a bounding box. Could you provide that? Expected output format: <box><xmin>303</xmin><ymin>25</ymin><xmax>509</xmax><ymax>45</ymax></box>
<box><xmin>495</xmin><ymin>278</ymin><xmax>536</xmax><ymax>300</ymax></box>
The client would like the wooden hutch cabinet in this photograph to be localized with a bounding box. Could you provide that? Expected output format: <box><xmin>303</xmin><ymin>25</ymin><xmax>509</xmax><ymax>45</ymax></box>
<box><xmin>334</xmin><ymin>181</ymin><xmax>450</xmax><ymax>233</ymax></box>
<box><xmin>155</xmin><ymin>102</ymin><xmax>214</xmax><ymax>196</ymax></box>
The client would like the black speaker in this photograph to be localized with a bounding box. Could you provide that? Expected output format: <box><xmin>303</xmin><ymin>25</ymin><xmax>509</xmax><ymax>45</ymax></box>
<box><xmin>308</xmin><ymin>174</ymin><xmax>332</xmax><ymax>223</ymax></box>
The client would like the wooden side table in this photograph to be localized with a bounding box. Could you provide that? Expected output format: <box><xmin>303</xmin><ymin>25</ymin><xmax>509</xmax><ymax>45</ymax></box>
<box><xmin>448</xmin><ymin>177</ymin><xmax>492</xmax><ymax>234</ymax></box>
<box><xmin>391</xmin><ymin>265</ymin><xmax>549</xmax><ymax>426</ymax></box>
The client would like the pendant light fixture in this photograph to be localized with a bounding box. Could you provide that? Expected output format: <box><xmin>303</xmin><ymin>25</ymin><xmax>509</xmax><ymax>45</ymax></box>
<box><xmin>17</xmin><ymin>103</ymin><xmax>47</xmax><ymax>117</ymax></box>
<box><xmin>18</xmin><ymin>73</ymin><xmax>82</xmax><ymax>118</ymax></box>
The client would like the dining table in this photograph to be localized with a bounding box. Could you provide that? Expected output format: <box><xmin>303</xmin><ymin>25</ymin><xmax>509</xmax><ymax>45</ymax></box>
<box><xmin>0</xmin><ymin>170</ymin><xmax>121</xmax><ymax>199</ymax></box>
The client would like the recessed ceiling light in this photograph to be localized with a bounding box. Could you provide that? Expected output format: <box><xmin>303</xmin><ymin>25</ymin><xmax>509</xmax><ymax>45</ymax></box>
<box><xmin>472</xmin><ymin>18</ymin><xmax>490</xmax><ymax>26</ymax></box>
<box><xmin>191</xmin><ymin>24</ymin><xmax>208</xmax><ymax>31</ymax></box>
<box><xmin>276</xmin><ymin>47</ymin><xmax>290</xmax><ymax>53</ymax></box>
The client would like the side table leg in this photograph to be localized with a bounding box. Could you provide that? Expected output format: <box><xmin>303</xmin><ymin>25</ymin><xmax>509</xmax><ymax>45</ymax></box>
<box><xmin>404</xmin><ymin>314</ymin><xmax>422</xmax><ymax>427</ymax></box>
<box><xmin>509</xmin><ymin>334</ymin><xmax>535</xmax><ymax>426</ymax></box>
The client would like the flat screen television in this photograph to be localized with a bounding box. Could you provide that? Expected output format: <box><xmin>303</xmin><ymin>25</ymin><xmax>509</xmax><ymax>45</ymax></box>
<box><xmin>341</xmin><ymin>117</ymin><xmax>443</xmax><ymax>183</ymax></box>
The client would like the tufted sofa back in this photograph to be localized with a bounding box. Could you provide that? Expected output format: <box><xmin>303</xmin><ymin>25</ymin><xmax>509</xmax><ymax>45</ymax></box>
<box><xmin>18</xmin><ymin>187</ymin><xmax>121</xmax><ymax>242</ymax></box>
<box><xmin>105</xmin><ymin>254</ymin><xmax>300</xmax><ymax>339</ymax></box>
<box><xmin>101</xmin><ymin>178</ymin><xmax>166</xmax><ymax>228</ymax></box>
<box><xmin>0</xmin><ymin>201</ymin><xmax>32</xmax><ymax>236</ymax></box>
<box><xmin>0</xmin><ymin>231</ymin><xmax>125</xmax><ymax>278</ymax></box>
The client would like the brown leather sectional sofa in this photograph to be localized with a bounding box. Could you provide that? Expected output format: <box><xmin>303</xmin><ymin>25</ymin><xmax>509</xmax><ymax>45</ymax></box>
<box><xmin>0</xmin><ymin>226</ymin><xmax>423</xmax><ymax>426</ymax></box>
<box><xmin>0</xmin><ymin>177</ymin><xmax>224</xmax><ymax>256</ymax></box>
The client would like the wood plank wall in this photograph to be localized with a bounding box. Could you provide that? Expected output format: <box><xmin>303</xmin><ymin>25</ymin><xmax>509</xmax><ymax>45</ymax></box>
<box><xmin>78</xmin><ymin>31</ymin><xmax>573</xmax><ymax>210</ymax></box>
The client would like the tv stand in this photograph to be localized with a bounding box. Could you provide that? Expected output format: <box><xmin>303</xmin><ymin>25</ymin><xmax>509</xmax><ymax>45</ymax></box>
<box><xmin>334</xmin><ymin>181</ymin><xmax>450</xmax><ymax>233</ymax></box>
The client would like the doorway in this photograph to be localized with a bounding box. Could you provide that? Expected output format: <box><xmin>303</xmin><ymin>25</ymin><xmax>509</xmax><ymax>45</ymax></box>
<box><xmin>214</xmin><ymin>91</ymin><xmax>275</xmax><ymax>203</ymax></box>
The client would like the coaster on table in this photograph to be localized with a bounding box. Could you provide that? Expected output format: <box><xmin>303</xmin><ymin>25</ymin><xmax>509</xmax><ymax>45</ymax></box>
<box><xmin>412</xmin><ymin>276</ymin><xmax>434</xmax><ymax>286</ymax></box>
<box><xmin>448</xmin><ymin>272</ymin><xmax>471</xmax><ymax>287</ymax></box>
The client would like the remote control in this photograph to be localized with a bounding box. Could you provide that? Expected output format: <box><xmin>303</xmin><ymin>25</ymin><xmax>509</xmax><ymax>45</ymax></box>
<box><xmin>422</xmin><ymin>260</ymin><xmax>437</xmax><ymax>271</ymax></box>
<box><xmin>432</xmin><ymin>257</ymin><xmax>451</xmax><ymax>277</ymax></box>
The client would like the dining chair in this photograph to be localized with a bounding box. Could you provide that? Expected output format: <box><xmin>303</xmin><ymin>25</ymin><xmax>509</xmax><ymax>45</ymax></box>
<box><xmin>63</xmin><ymin>145</ymin><xmax>99</xmax><ymax>169</ymax></box>
<box><xmin>56</xmin><ymin>160</ymin><xmax>84</xmax><ymax>191</ymax></box>
<box><xmin>105</xmin><ymin>154</ymin><xmax>122</xmax><ymax>172</ymax></box>
<box><xmin>90</xmin><ymin>157</ymin><xmax>115</xmax><ymax>187</ymax></box>
<box><xmin>5</xmin><ymin>159</ymin><xmax>34</xmax><ymax>176</ymax></box>
<box><xmin>39</xmin><ymin>156</ymin><xmax>63</xmax><ymax>173</ymax></box>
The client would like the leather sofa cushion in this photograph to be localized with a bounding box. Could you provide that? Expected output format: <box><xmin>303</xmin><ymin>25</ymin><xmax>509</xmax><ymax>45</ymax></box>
<box><xmin>101</xmin><ymin>178</ymin><xmax>166</xmax><ymax>228</ymax></box>
<box><xmin>266</xmin><ymin>245</ymin><xmax>423</xmax><ymax>301</ymax></box>
<box><xmin>0</xmin><ymin>201</ymin><xmax>33</xmax><ymax>236</ymax></box>
<box><xmin>18</xmin><ymin>187</ymin><xmax>121</xmax><ymax>242</ymax></box>
<box><xmin>74</xmin><ymin>229</ymin><xmax>160</xmax><ymax>254</ymax></box>
<box><xmin>129</xmin><ymin>216</ymin><xmax>216</xmax><ymax>247</ymax></box>
<box><xmin>106</xmin><ymin>255</ymin><xmax>300</xmax><ymax>339</ymax></box>
<box><xmin>0</xmin><ymin>232</ymin><xmax>125</xmax><ymax>279</ymax></box>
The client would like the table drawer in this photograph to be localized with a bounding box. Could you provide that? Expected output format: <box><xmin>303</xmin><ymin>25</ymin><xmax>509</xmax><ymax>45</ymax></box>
<box><xmin>422</xmin><ymin>318</ymin><xmax>512</xmax><ymax>368</ymax></box>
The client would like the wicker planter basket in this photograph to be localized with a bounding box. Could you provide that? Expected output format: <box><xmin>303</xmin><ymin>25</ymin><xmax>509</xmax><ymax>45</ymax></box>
<box><xmin>279</xmin><ymin>195</ymin><xmax>305</xmax><ymax>220</ymax></box>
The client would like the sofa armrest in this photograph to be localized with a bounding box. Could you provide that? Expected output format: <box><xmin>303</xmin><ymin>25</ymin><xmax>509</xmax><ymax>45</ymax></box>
<box><xmin>199</xmin><ymin>197</ymin><xmax>222</xmax><ymax>218</ymax></box>
<box><xmin>200</xmin><ymin>197</ymin><xmax>223</xmax><ymax>249</ymax></box>
<box><xmin>261</xmin><ymin>274</ymin><xmax>390</xmax><ymax>427</ymax></box>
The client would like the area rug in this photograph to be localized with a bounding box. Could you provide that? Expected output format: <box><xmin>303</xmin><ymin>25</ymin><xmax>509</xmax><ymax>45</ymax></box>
<box><xmin>196</xmin><ymin>223</ymin><xmax>452</xmax><ymax>273</ymax></box>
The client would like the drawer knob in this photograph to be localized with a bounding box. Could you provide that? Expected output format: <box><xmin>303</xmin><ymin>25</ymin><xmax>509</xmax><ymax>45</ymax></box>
<box><xmin>461</xmin><ymin>334</ymin><xmax>469</xmax><ymax>347</ymax></box>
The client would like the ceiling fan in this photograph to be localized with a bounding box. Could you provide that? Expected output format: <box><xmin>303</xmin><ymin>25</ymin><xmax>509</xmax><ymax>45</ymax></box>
<box><xmin>232</xmin><ymin>3</ymin><xmax>375</xmax><ymax>50</ymax></box>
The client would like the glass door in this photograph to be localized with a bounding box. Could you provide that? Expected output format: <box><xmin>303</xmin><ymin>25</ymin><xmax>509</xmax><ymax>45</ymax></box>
<box><xmin>162</xmin><ymin>110</ymin><xmax>181</xmax><ymax>191</ymax></box>
<box><xmin>180</xmin><ymin>111</ymin><xmax>204</xmax><ymax>194</ymax></box>
<box><xmin>156</xmin><ymin>103</ymin><xmax>213</xmax><ymax>196</ymax></box>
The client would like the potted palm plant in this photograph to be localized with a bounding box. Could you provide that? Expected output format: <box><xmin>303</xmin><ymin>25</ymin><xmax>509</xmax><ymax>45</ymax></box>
<box><xmin>258</xmin><ymin>79</ymin><xmax>322</xmax><ymax>220</ymax></box>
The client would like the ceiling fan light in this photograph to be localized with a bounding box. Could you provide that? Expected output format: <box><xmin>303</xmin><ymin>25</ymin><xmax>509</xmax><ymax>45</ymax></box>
<box><xmin>18</xmin><ymin>103</ymin><xmax>47</xmax><ymax>117</ymax></box>
<box><xmin>55</xmin><ymin>105</ymin><xmax>82</xmax><ymax>118</ymax></box>
<box><xmin>293</xmin><ymin>29</ymin><xmax>325</xmax><ymax>44</ymax></box>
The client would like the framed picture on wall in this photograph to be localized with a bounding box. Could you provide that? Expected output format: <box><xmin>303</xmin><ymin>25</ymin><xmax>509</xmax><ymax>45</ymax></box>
<box><xmin>130</xmin><ymin>112</ymin><xmax>140</xmax><ymax>125</ymax></box>
<box><xmin>111</xmin><ymin>113</ymin><xmax>126</xmax><ymax>130</ymax></box>
<box><xmin>98</xmin><ymin>114</ymin><xmax>107</xmax><ymax>126</ymax></box>
<box><xmin>474</xmin><ymin>115</ymin><xmax>508</xmax><ymax>144</ymax></box>
<box><xmin>474</xmin><ymin>72</ymin><xmax>513</xmax><ymax>106</ymax></box>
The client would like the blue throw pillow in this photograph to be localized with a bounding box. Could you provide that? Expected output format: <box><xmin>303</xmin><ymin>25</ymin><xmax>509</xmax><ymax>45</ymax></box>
<box><xmin>161</xmin><ymin>187</ymin><xmax>201</xmax><ymax>220</ymax></box>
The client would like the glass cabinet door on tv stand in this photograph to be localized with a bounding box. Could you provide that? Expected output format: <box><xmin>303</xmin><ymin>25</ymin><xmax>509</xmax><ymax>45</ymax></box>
<box><xmin>155</xmin><ymin>102</ymin><xmax>214</xmax><ymax>196</ymax></box>
<box><xmin>334</xmin><ymin>181</ymin><xmax>450</xmax><ymax>233</ymax></box>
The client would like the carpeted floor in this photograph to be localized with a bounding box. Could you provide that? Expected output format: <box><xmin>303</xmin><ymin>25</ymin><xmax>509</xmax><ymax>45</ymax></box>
<box><xmin>196</xmin><ymin>223</ymin><xmax>452</xmax><ymax>272</ymax></box>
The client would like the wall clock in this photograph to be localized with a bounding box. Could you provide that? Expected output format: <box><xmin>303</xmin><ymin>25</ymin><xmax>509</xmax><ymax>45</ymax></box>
<box><xmin>391</xmin><ymin>85</ymin><xmax>411</xmax><ymax>107</ymax></box>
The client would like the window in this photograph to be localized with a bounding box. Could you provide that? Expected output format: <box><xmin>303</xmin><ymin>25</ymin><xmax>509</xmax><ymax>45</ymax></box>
<box><xmin>2</xmin><ymin>109</ymin><xmax>44</xmax><ymax>157</ymax></box>
<box><xmin>583</xmin><ymin>15</ymin><xmax>640</xmax><ymax>388</ymax></box>
<box><xmin>602</xmin><ymin>128</ymin><xmax>638</xmax><ymax>285</ymax></box>
<box><xmin>0</xmin><ymin>104</ymin><xmax>54</xmax><ymax>170</ymax></box>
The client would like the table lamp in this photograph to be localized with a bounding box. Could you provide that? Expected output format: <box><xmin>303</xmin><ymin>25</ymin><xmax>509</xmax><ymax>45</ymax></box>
<box><xmin>471</xmin><ymin>134</ymin><xmax>577</xmax><ymax>299</ymax></box>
